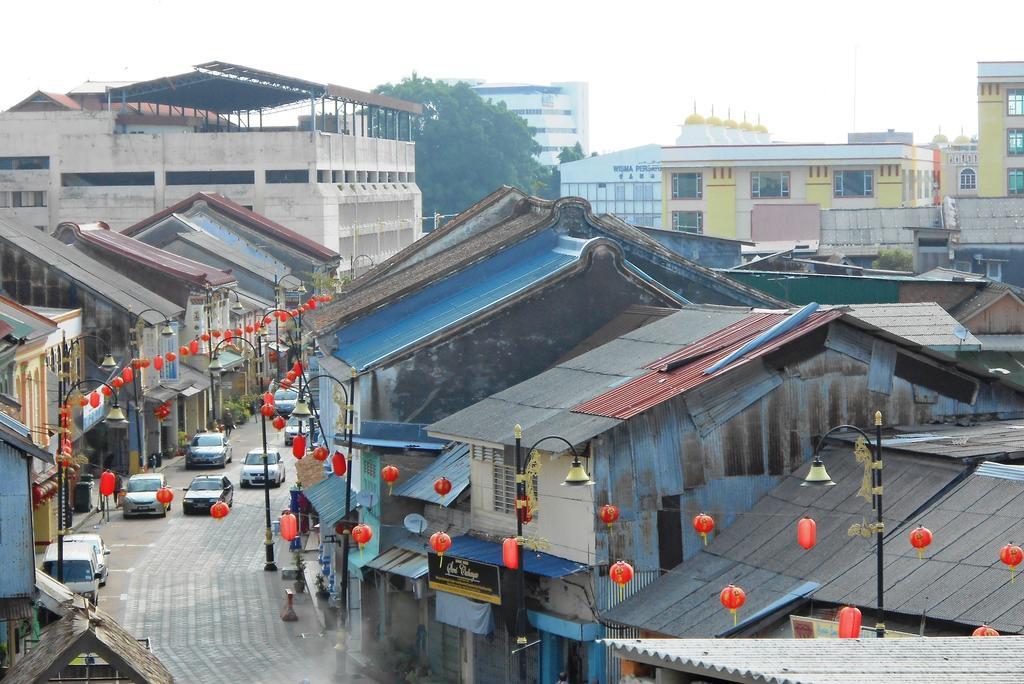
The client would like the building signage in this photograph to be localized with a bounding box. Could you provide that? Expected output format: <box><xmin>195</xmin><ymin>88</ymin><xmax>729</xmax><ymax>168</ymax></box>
<box><xmin>790</xmin><ymin>615</ymin><xmax>916</xmax><ymax>639</ymax></box>
<box><xmin>428</xmin><ymin>554</ymin><xmax>502</xmax><ymax>604</ymax></box>
<box><xmin>611</xmin><ymin>161</ymin><xmax>661</xmax><ymax>180</ymax></box>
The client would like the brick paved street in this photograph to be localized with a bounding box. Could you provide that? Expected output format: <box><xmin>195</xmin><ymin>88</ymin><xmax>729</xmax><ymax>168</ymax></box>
<box><xmin>92</xmin><ymin>417</ymin><xmax>346</xmax><ymax>683</ymax></box>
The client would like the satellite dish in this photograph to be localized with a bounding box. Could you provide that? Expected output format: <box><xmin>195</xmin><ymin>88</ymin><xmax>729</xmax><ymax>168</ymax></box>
<box><xmin>953</xmin><ymin>324</ymin><xmax>969</xmax><ymax>342</ymax></box>
<box><xmin>403</xmin><ymin>513</ymin><xmax>428</xmax><ymax>535</ymax></box>
<box><xmin>356</xmin><ymin>490</ymin><xmax>377</xmax><ymax>509</ymax></box>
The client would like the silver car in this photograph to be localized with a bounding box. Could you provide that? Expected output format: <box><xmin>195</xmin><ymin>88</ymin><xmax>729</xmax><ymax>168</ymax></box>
<box><xmin>123</xmin><ymin>474</ymin><xmax>168</xmax><ymax>518</ymax></box>
<box><xmin>186</xmin><ymin>432</ymin><xmax>232</xmax><ymax>468</ymax></box>
<box><xmin>239</xmin><ymin>449</ymin><xmax>286</xmax><ymax>488</ymax></box>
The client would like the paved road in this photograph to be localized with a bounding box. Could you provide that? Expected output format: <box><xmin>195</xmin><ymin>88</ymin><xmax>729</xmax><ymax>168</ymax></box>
<box><xmin>86</xmin><ymin>418</ymin><xmax>344</xmax><ymax>683</ymax></box>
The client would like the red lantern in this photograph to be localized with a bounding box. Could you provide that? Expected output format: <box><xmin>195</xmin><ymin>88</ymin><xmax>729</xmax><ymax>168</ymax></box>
<box><xmin>101</xmin><ymin>385</ymin><xmax>112</xmax><ymax>396</ymax></box>
<box><xmin>352</xmin><ymin>523</ymin><xmax>372</xmax><ymax>552</ymax></box>
<box><xmin>502</xmin><ymin>537</ymin><xmax>519</xmax><ymax>569</ymax></box>
<box><xmin>132</xmin><ymin>359</ymin><xmax>142</xmax><ymax>370</ymax></box>
<box><xmin>190</xmin><ymin>339</ymin><xmax>200</xmax><ymax>354</ymax></box>
<box><xmin>286</xmin><ymin>370</ymin><xmax>297</xmax><ymax>382</ymax></box>
<box><xmin>290</xmin><ymin>309</ymin><xmax>299</xmax><ymax>318</ymax></box>
<box><xmin>224</xmin><ymin>329</ymin><xmax>233</xmax><ymax>342</ymax></box>
<box><xmin>719</xmin><ymin>584</ymin><xmax>746</xmax><ymax>625</ymax></box>
<box><xmin>280</xmin><ymin>379</ymin><xmax>292</xmax><ymax>390</ymax></box>
<box><xmin>89</xmin><ymin>391</ymin><xmax>101</xmax><ymax>408</ymax></box>
<box><xmin>381</xmin><ymin>464</ymin><xmax>400</xmax><ymax>494</ymax></box>
<box><xmin>434</xmin><ymin>476</ymin><xmax>453</xmax><ymax>506</ymax></box>
<box><xmin>79</xmin><ymin>395</ymin><xmax>89</xmax><ymax>407</ymax></box>
<box><xmin>212</xmin><ymin>329</ymin><xmax>222</xmax><ymax>338</ymax></box>
<box><xmin>693</xmin><ymin>513</ymin><xmax>715</xmax><ymax>545</ymax></box>
<box><xmin>153</xmin><ymin>356</ymin><xmax>164</xmax><ymax>371</ymax></box>
<box><xmin>430</xmin><ymin>531</ymin><xmax>452</xmax><ymax>567</ymax></box>
<box><xmin>1001</xmin><ymin>543</ymin><xmax>1024</xmax><ymax>583</ymax></box>
<box><xmin>312</xmin><ymin>445</ymin><xmax>329</xmax><ymax>462</ymax></box>
<box><xmin>261</xmin><ymin>404</ymin><xmax>276</xmax><ymax>418</ymax></box>
<box><xmin>599</xmin><ymin>503</ymin><xmax>620</xmax><ymax>530</ymax></box>
<box><xmin>280</xmin><ymin>512</ymin><xmax>298</xmax><ymax>542</ymax></box>
<box><xmin>307</xmin><ymin>298</ymin><xmax>318</xmax><ymax>309</ymax></box>
<box><xmin>293</xmin><ymin>361</ymin><xmax>303</xmax><ymax>374</ymax></box>
<box><xmin>121</xmin><ymin>367</ymin><xmax>134</xmax><ymax>383</ymax></box>
<box><xmin>272</xmin><ymin>416</ymin><xmax>286</xmax><ymax>430</ymax></box>
<box><xmin>292</xmin><ymin>434</ymin><xmax>306</xmax><ymax>459</ymax></box>
<box><xmin>245</xmin><ymin>325</ymin><xmax>254</xmax><ymax>334</ymax></box>
<box><xmin>332</xmin><ymin>451</ymin><xmax>347</xmax><ymax>476</ymax></box>
<box><xmin>234</xmin><ymin>328</ymin><xmax>243</xmax><ymax>337</ymax></box>
<box><xmin>112</xmin><ymin>377</ymin><xmax>124</xmax><ymax>389</ymax></box>
<box><xmin>141</xmin><ymin>358</ymin><xmax>150</xmax><ymax>368</ymax></box>
<box><xmin>210</xmin><ymin>501</ymin><xmax>230</xmax><ymax>519</ymax></box>
<box><xmin>610</xmin><ymin>560</ymin><xmax>634</xmax><ymax>586</ymax></box>
<box><xmin>263</xmin><ymin>316</ymin><xmax>272</xmax><ymax>326</ymax></box>
<box><xmin>838</xmin><ymin>605</ymin><xmax>862</xmax><ymax>638</ymax></box>
<box><xmin>165</xmin><ymin>352</ymin><xmax>176</xmax><ymax>362</ymax></box>
<box><xmin>201</xmin><ymin>332</ymin><xmax>211</xmax><ymax>342</ymax></box>
<box><xmin>797</xmin><ymin>516</ymin><xmax>817</xmax><ymax>550</ymax></box>
<box><xmin>973</xmin><ymin>625</ymin><xmax>1000</xmax><ymax>637</ymax></box>
<box><xmin>99</xmin><ymin>470</ymin><xmax>116</xmax><ymax>497</ymax></box>
<box><xmin>277</xmin><ymin>312</ymin><xmax>288</xmax><ymax>322</ymax></box>
<box><xmin>156</xmin><ymin>487</ymin><xmax>174</xmax><ymax>505</ymax></box>
<box><xmin>909</xmin><ymin>526</ymin><xmax>933</xmax><ymax>560</ymax></box>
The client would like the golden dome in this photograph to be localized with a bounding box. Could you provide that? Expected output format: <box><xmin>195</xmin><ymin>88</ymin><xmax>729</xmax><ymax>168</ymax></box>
<box><xmin>739</xmin><ymin>121</ymin><xmax>754</xmax><ymax>131</ymax></box>
<box><xmin>684</xmin><ymin>112</ymin><xmax>706</xmax><ymax>125</ymax></box>
<box><xmin>932</xmin><ymin>133</ymin><xmax>949</xmax><ymax>144</ymax></box>
<box><xmin>754</xmin><ymin>123</ymin><xmax>769</xmax><ymax>133</ymax></box>
<box><xmin>706</xmin><ymin>115</ymin><xmax>723</xmax><ymax>126</ymax></box>
<box><xmin>954</xmin><ymin>134</ymin><xmax>971</xmax><ymax>145</ymax></box>
<box><xmin>724</xmin><ymin>118</ymin><xmax>739</xmax><ymax>129</ymax></box>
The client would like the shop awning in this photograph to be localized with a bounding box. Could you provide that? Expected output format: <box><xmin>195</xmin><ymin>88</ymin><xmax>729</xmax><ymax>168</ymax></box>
<box><xmin>448</xmin><ymin>536</ymin><xmax>587</xmax><ymax>578</ymax></box>
<box><xmin>0</xmin><ymin>597</ymin><xmax>33</xmax><ymax>621</ymax></box>
<box><xmin>393</xmin><ymin>443</ymin><xmax>469</xmax><ymax>507</ymax></box>
<box><xmin>365</xmin><ymin>546</ymin><xmax>428</xmax><ymax>579</ymax></box>
<box><xmin>302</xmin><ymin>474</ymin><xmax>358</xmax><ymax>528</ymax></box>
<box><xmin>144</xmin><ymin>386</ymin><xmax>178</xmax><ymax>403</ymax></box>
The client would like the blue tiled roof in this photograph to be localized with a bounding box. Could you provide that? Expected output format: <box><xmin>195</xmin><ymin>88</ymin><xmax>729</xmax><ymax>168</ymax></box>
<box><xmin>302</xmin><ymin>475</ymin><xmax>358</xmax><ymax>527</ymax></box>
<box><xmin>333</xmin><ymin>230</ymin><xmax>594</xmax><ymax>371</ymax></box>
<box><xmin>345</xmin><ymin>421</ymin><xmax>448</xmax><ymax>452</ymax></box>
<box><xmin>447</xmin><ymin>535</ymin><xmax>586</xmax><ymax>578</ymax></box>
<box><xmin>393</xmin><ymin>442</ymin><xmax>469</xmax><ymax>507</ymax></box>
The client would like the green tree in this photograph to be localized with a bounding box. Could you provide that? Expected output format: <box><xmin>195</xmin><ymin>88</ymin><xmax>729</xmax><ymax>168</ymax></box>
<box><xmin>374</xmin><ymin>75</ymin><xmax>547</xmax><ymax>222</ymax></box>
<box><xmin>872</xmin><ymin>248</ymin><xmax>913</xmax><ymax>272</ymax></box>
<box><xmin>536</xmin><ymin>143</ymin><xmax>588</xmax><ymax>199</ymax></box>
<box><xmin>558</xmin><ymin>142</ymin><xmax>586</xmax><ymax>165</ymax></box>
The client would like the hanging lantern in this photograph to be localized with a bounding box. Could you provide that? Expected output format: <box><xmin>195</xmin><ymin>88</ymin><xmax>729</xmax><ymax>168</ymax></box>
<box><xmin>224</xmin><ymin>329</ymin><xmax>233</xmax><ymax>342</ymax></box>
<box><xmin>99</xmin><ymin>470</ymin><xmax>116</xmax><ymax>497</ymax></box>
<box><xmin>132</xmin><ymin>359</ymin><xmax>142</xmax><ymax>370</ymax></box>
<box><xmin>89</xmin><ymin>391</ymin><xmax>101</xmax><ymax>408</ymax></box>
<box><xmin>234</xmin><ymin>328</ymin><xmax>243</xmax><ymax>337</ymax></box>
<box><xmin>153</xmin><ymin>356</ymin><xmax>164</xmax><ymax>371</ymax></box>
<box><xmin>280</xmin><ymin>379</ymin><xmax>292</xmax><ymax>390</ymax></box>
<box><xmin>121</xmin><ymin>367</ymin><xmax>134</xmax><ymax>383</ymax></box>
<box><xmin>719</xmin><ymin>584</ymin><xmax>746</xmax><ymax>626</ymax></box>
<box><xmin>272</xmin><ymin>416</ymin><xmax>286</xmax><ymax>430</ymax></box>
<box><xmin>797</xmin><ymin>516</ymin><xmax>817</xmax><ymax>550</ymax></box>
<box><xmin>210</xmin><ymin>501</ymin><xmax>230</xmax><ymax>519</ymax></box>
<box><xmin>293</xmin><ymin>361</ymin><xmax>303</xmax><ymax>374</ymax></box>
<box><xmin>837</xmin><ymin>605</ymin><xmax>862</xmax><ymax>638</ymax></box>
<box><xmin>434</xmin><ymin>476</ymin><xmax>453</xmax><ymax>506</ymax></box>
<box><xmin>156</xmin><ymin>487</ymin><xmax>174</xmax><ymax>505</ymax></box>
<box><xmin>1001</xmin><ymin>543</ymin><xmax>1024</xmax><ymax>582</ymax></box>
<box><xmin>261</xmin><ymin>404</ymin><xmax>276</xmax><ymax>418</ymax></box>
<box><xmin>381</xmin><ymin>464</ymin><xmax>400</xmax><ymax>494</ymax></box>
<box><xmin>609</xmin><ymin>560</ymin><xmax>634</xmax><ymax>586</ymax></box>
<box><xmin>973</xmin><ymin>625</ymin><xmax>1000</xmax><ymax>637</ymax></box>
<box><xmin>290</xmin><ymin>309</ymin><xmax>300</xmax><ymax>318</ymax></box>
<box><xmin>307</xmin><ymin>298</ymin><xmax>318</xmax><ymax>309</ymax></box>
<box><xmin>352</xmin><ymin>523</ymin><xmax>373</xmax><ymax>555</ymax></box>
<box><xmin>430</xmin><ymin>532</ymin><xmax>452</xmax><ymax>567</ymax></box>
<box><xmin>244</xmin><ymin>324</ymin><xmax>253</xmax><ymax>334</ymax></box>
<box><xmin>79</xmin><ymin>395</ymin><xmax>89</xmax><ymax>407</ymax></box>
<box><xmin>165</xmin><ymin>352</ymin><xmax>176</xmax><ymax>362</ymax></box>
<box><xmin>190</xmin><ymin>339</ymin><xmax>200</xmax><ymax>354</ymax></box>
<box><xmin>112</xmin><ymin>377</ymin><xmax>124</xmax><ymax>389</ymax></box>
<box><xmin>292</xmin><ymin>434</ymin><xmax>306</xmax><ymax>459</ymax></box>
<box><xmin>263</xmin><ymin>316</ymin><xmax>272</xmax><ymax>326</ymax></box>
<box><xmin>909</xmin><ymin>526</ymin><xmax>933</xmax><ymax>560</ymax></box>
<box><xmin>693</xmin><ymin>513</ymin><xmax>715</xmax><ymax>545</ymax></box>
<box><xmin>263</xmin><ymin>391</ymin><xmax>274</xmax><ymax>405</ymax></box>
<box><xmin>101</xmin><ymin>385</ymin><xmax>112</xmax><ymax>396</ymax></box>
<box><xmin>277</xmin><ymin>312</ymin><xmax>288</xmax><ymax>322</ymax></box>
<box><xmin>286</xmin><ymin>370</ymin><xmax>297</xmax><ymax>382</ymax></box>
<box><xmin>201</xmin><ymin>332</ymin><xmax>211</xmax><ymax>342</ymax></box>
<box><xmin>332</xmin><ymin>451</ymin><xmax>347</xmax><ymax>476</ymax></box>
<box><xmin>280</xmin><ymin>512</ymin><xmax>299</xmax><ymax>542</ymax></box>
<box><xmin>502</xmin><ymin>537</ymin><xmax>519</xmax><ymax>569</ymax></box>
<box><xmin>177</xmin><ymin>345</ymin><xmax>188</xmax><ymax>357</ymax></box>
<box><xmin>599</xmin><ymin>503</ymin><xmax>620</xmax><ymax>530</ymax></box>
<box><xmin>212</xmin><ymin>329</ymin><xmax>222</xmax><ymax>338</ymax></box>
<box><xmin>312</xmin><ymin>446</ymin><xmax>329</xmax><ymax>462</ymax></box>
<box><xmin>141</xmin><ymin>358</ymin><xmax>150</xmax><ymax>368</ymax></box>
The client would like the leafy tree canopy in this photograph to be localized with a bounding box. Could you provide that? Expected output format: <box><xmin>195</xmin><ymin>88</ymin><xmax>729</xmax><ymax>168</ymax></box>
<box><xmin>374</xmin><ymin>75</ymin><xmax>547</xmax><ymax>222</ymax></box>
<box><xmin>872</xmin><ymin>248</ymin><xmax>913</xmax><ymax>272</ymax></box>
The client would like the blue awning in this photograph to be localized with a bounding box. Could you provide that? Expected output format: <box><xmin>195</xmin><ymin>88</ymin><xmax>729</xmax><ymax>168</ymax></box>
<box><xmin>365</xmin><ymin>546</ymin><xmax>429</xmax><ymax>579</ymax></box>
<box><xmin>349</xmin><ymin>436</ymin><xmax>447</xmax><ymax>451</ymax></box>
<box><xmin>393</xmin><ymin>443</ymin><xmax>469</xmax><ymax>507</ymax></box>
<box><xmin>302</xmin><ymin>475</ymin><xmax>358</xmax><ymax>527</ymax></box>
<box><xmin>448</xmin><ymin>535</ymin><xmax>586</xmax><ymax>578</ymax></box>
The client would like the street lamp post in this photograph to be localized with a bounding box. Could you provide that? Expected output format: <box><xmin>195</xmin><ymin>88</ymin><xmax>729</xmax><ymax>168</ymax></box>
<box><xmin>274</xmin><ymin>275</ymin><xmax>306</xmax><ymax>379</ymax></box>
<box><xmin>211</xmin><ymin>334</ymin><xmax>277</xmax><ymax>571</ymax></box>
<box><xmin>56</xmin><ymin>379</ymin><xmax>129</xmax><ymax>584</ymax></box>
<box><xmin>802</xmin><ymin>410</ymin><xmax>885</xmax><ymax>638</ymax></box>
<box><xmin>511</xmin><ymin>426</ymin><xmax>593</xmax><ymax>675</ymax></box>
<box><xmin>127</xmin><ymin>309</ymin><xmax>175</xmax><ymax>472</ymax></box>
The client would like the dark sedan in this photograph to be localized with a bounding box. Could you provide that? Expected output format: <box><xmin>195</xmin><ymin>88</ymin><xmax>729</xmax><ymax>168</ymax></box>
<box><xmin>182</xmin><ymin>475</ymin><xmax>234</xmax><ymax>515</ymax></box>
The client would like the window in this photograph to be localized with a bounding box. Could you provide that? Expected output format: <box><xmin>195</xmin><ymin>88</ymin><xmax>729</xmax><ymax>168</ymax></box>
<box><xmin>0</xmin><ymin>156</ymin><xmax>48</xmax><ymax>170</ymax></box>
<box><xmin>614</xmin><ymin>184</ymin><xmax>626</xmax><ymax>201</ymax></box>
<box><xmin>834</xmin><ymin>170</ymin><xmax>874</xmax><ymax>198</ymax></box>
<box><xmin>266</xmin><ymin>169</ymin><xmax>309</xmax><ymax>184</ymax></box>
<box><xmin>751</xmin><ymin>172</ymin><xmax>789</xmax><ymax>198</ymax></box>
<box><xmin>1010</xmin><ymin>130</ymin><xmax>1024</xmax><ymax>156</ymax></box>
<box><xmin>987</xmin><ymin>261</ymin><xmax>1003</xmax><ymax>282</ymax></box>
<box><xmin>1010</xmin><ymin>169</ymin><xmax>1024</xmax><ymax>195</ymax></box>
<box><xmin>671</xmin><ymin>172</ymin><xmax>702</xmax><ymax>199</ymax></box>
<box><xmin>166</xmin><ymin>170</ymin><xmax>254</xmax><ymax>185</ymax></box>
<box><xmin>1010</xmin><ymin>89</ymin><xmax>1024</xmax><ymax>116</ymax></box>
<box><xmin>62</xmin><ymin>172</ymin><xmax>154</xmax><ymax>187</ymax></box>
<box><xmin>12</xmin><ymin>191</ymin><xmax>45</xmax><ymax>207</ymax></box>
<box><xmin>960</xmin><ymin>168</ymin><xmax>977</xmax><ymax>190</ymax></box>
<box><xmin>492</xmin><ymin>463</ymin><xmax>516</xmax><ymax>514</ymax></box>
<box><xmin>672</xmin><ymin>210</ymin><xmax>703</xmax><ymax>233</ymax></box>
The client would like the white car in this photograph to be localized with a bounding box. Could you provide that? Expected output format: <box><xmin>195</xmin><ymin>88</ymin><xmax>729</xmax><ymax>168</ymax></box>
<box><xmin>64</xmin><ymin>533</ymin><xmax>110</xmax><ymax>586</ymax></box>
<box><xmin>123</xmin><ymin>473</ymin><xmax>169</xmax><ymax>518</ymax></box>
<box><xmin>284</xmin><ymin>416</ymin><xmax>319</xmax><ymax>446</ymax></box>
<box><xmin>41</xmin><ymin>543</ymin><xmax>100</xmax><ymax>602</ymax></box>
<box><xmin>240</xmin><ymin>449</ymin><xmax>286</xmax><ymax>488</ymax></box>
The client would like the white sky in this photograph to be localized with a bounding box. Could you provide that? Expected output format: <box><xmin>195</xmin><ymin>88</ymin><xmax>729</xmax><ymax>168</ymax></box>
<box><xmin>3</xmin><ymin>0</ymin><xmax>1016</xmax><ymax>152</ymax></box>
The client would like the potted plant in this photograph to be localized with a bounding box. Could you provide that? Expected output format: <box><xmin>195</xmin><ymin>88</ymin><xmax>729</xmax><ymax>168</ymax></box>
<box><xmin>314</xmin><ymin>572</ymin><xmax>329</xmax><ymax>598</ymax></box>
<box><xmin>293</xmin><ymin>551</ymin><xmax>306</xmax><ymax>593</ymax></box>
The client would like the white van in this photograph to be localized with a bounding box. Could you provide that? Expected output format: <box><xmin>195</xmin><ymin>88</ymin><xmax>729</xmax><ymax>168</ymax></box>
<box><xmin>42</xmin><ymin>542</ymin><xmax>100</xmax><ymax>602</ymax></box>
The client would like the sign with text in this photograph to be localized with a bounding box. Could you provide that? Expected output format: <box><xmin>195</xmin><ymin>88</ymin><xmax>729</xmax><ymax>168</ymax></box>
<box><xmin>790</xmin><ymin>615</ymin><xmax>916</xmax><ymax>639</ymax></box>
<box><xmin>428</xmin><ymin>554</ymin><xmax>502</xmax><ymax>604</ymax></box>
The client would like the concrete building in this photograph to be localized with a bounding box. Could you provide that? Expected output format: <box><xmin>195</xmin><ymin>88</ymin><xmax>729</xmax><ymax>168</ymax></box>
<box><xmin>469</xmin><ymin>81</ymin><xmax>589</xmax><ymax>166</ymax></box>
<box><xmin>978</xmin><ymin>61</ymin><xmax>1024</xmax><ymax>197</ymax></box>
<box><xmin>559</xmin><ymin>144</ymin><xmax>661</xmax><ymax>227</ymax></box>
<box><xmin>0</xmin><ymin>62</ymin><xmax>423</xmax><ymax>271</ymax></box>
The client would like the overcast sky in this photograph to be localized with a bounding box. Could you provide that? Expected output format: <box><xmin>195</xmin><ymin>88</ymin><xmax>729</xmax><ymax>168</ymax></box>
<box><xmin>4</xmin><ymin>0</ymin><xmax>1014</xmax><ymax>152</ymax></box>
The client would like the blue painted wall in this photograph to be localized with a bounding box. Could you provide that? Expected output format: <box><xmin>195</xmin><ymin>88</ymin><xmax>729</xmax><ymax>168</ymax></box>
<box><xmin>0</xmin><ymin>445</ymin><xmax>33</xmax><ymax>599</ymax></box>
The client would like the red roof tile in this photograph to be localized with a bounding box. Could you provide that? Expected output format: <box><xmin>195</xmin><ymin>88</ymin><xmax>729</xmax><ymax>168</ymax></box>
<box><xmin>572</xmin><ymin>309</ymin><xmax>844</xmax><ymax>420</ymax></box>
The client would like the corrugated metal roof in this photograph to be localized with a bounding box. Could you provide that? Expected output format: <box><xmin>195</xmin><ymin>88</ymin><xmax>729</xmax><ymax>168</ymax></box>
<box><xmin>604</xmin><ymin>636</ymin><xmax>1021</xmax><ymax>684</ymax></box>
<box><xmin>574</xmin><ymin>309</ymin><xmax>843</xmax><ymax>420</ymax></box>
<box><xmin>331</xmin><ymin>231</ymin><xmax>596</xmax><ymax>371</ymax></box>
<box><xmin>393</xmin><ymin>442</ymin><xmax>469</xmax><ymax>506</ymax></box>
<box><xmin>302</xmin><ymin>475</ymin><xmax>358</xmax><ymax>527</ymax></box>
<box><xmin>446</xmin><ymin>535</ymin><xmax>585</xmax><ymax>578</ymax></box>
<box><xmin>846</xmin><ymin>303</ymin><xmax>981</xmax><ymax>350</ymax></box>
<box><xmin>365</xmin><ymin>546</ymin><xmax>429</xmax><ymax>578</ymax></box>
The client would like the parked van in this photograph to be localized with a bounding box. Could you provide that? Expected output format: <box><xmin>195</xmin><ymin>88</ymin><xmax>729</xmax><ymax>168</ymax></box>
<box><xmin>42</xmin><ymin>542</ymin><xmax>100</xmax><ymax>602</ymax></box>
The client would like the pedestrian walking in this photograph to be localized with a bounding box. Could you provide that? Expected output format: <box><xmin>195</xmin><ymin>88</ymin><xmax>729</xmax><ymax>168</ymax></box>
<box><xmin>556</xmin><ymin>672</ymin><xmax>569</xmax><ymax>684</ymax></box>
<box><xmin>222</xmin><ymin>407</ymin><xmax>235</xmax><ymax>438</ymax></box>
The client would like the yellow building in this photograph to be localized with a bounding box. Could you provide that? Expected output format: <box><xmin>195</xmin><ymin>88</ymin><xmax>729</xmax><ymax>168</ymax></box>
<box><xmin>662</xmin><ymin>118</ymin><xmax>940</xmax><ymax>240</ymax></box>
<box><xmin>977</xmin><ymin>62</ymin><xmax>1024</xmax><ymax>197</ymax></box>
<box><xmin>933</xmin><ymin>133</ymin><xmax>978</xmax><ymax>198</ymax></box>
